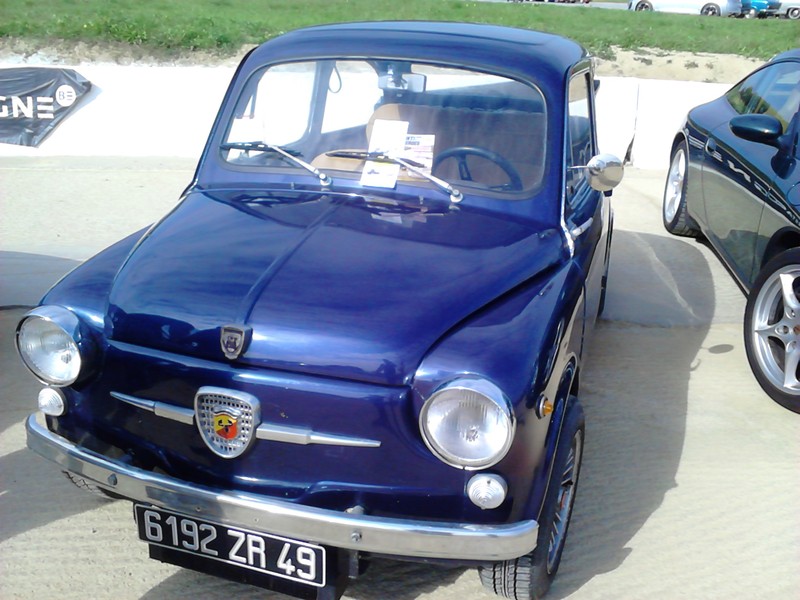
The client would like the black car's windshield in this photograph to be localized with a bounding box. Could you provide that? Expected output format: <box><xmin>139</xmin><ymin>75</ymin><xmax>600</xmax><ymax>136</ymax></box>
<box><xmin>222</xmin><ymin>59</ymin><xmax>547</xmax><ymax>195</ymax></box>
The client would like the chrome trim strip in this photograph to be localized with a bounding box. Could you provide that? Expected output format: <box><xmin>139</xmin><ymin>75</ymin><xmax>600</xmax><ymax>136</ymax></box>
<box><xmin>256</xmin><ymin>423</ymin><xmax>381</xmax><ymax>448</ymax></box>
<box><xmin>569</xmin><ymin>217</ymin><xmax>594</xmax><ymax>239</ymax></box>
<box><xmin>112</xmin><ymin>390</ymin><xmax>381</xmax><ymax>448</ymax></box>
<box><xmin>687</xmin><ymin>135</ymin><xmax>705</xmax><ymax>150</ymax></box>
<box><xmin>111</xmin><ymin>392</ymin><xmax>195</xmax><ymax>425</ymax></box>
<box><xmin>26</xmin><ymin>414</ymin><xmax>537</xmax><ymax>560</ymax></box>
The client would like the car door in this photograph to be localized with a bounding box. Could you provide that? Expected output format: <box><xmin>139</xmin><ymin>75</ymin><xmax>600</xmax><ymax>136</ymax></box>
<box><xmin>564</xmin><ymin>70</ymin><xmax>608</xmax><ymax>331</ymax></box>
<box><xmin>701</xmin><ymin>62</ymin><xmax>800</xmax><ymax>287</ymax></box>
<box><xmin>752</xmin><ymin>68</ymin><xmax>800</xmax><ymax>283</ymax></box>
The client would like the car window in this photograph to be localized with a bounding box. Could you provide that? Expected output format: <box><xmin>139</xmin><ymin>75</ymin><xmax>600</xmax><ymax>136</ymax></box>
<box><xmin>221</xmin><ymin>59</ymin><xmax>548</xmax><ymax>195</ymax></box>
<box><xmin>228</xmin><ymin>62</ymin><xmax>316</xmax><ymax>146</ymax></box>
<box><xmin>565</xmin><ymin>72</ymin><xmax>596</xmax><ymax>208</ymax></box>
<box><xmin>727</xmin><ymin>62</ymin><xmax>800</xmax><ymax>130</ymax></box>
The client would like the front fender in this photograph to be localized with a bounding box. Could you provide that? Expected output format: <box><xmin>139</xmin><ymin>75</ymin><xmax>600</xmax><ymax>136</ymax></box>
<box><xmin>411</xmin><ymin>260</ymin><xmax>586</xmax><ymax>521</ymax></box>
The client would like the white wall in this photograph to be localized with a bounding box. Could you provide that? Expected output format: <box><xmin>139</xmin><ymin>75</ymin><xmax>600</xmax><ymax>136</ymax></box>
<box><xmin>0</xmin><ymin>63</ymin><xmax>731</xmax><ymax>169</ymax></box>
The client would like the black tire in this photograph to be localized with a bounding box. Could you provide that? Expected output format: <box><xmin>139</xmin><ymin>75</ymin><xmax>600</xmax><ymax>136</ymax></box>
<box><xmin>744</xmin><ymin>249</ymin><xmax>800</xmax><ymax>414</ymax></box>
<box><xmin>662</xmin><ymin>140</ymin><xmax>699</xmax><ymax>237</ymax></box>
<box><xmin>634</xmin><ymin>1</ymin><xmax>653</xmax><ymax>10</ymax></box>
<box><xmin>63</xmin><ymin>471</ymin><xmax>118</xmax><ymax>500</ymax></box>
<box><xmin>701</xmin><ymin>3</ymin><xmax>721</xmax><ymax>14</ymax></box>
<box><xmin>479</xmin><ymin>398</ymin><xmax>585</xmax><ymax>600</ymax></box>
<box><xmin>787</xmin><ymin>7</ymin><xmax>800</xmax><ymax>19</ymax></box>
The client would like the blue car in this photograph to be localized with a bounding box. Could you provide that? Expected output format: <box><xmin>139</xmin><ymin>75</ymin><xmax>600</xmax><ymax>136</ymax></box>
<box><xmin>740</xmin><ymin>0</ymin><xmax>781</xmax><ymax>16</ymax></box>
<box><xmin>662</xmin><ymin>49</ymin><xmax>800</xmax><ymax>414</ymax></box>
<box><xmin>16</xmin><ymin>22</ymin><xmax>623</xmax><ymax>600</ymax></box>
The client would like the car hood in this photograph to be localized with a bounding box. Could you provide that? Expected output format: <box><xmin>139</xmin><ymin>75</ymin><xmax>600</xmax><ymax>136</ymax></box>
<box><xmin>106</xmin><ymin>189</ymin><xmax>566</xmax><ymax>386</ymax></box>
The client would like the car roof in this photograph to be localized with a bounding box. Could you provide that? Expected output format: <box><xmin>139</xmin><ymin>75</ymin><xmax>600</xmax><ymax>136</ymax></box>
<box><xmin>770</xmin><ymin>49</ymin><xmax>800</xmax><ymax>63</ymax></box>
<box><xmin>242</xmin><ymin>21</ymin><xmax>587</xmax><ymax>87</ymax></box>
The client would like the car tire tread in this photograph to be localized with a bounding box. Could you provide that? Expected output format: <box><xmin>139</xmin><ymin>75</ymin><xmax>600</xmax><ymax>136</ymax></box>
<box><xmin>478</xmin><ymin>398</ymin><xmax>585</xmax><ymax>600</ymax></box>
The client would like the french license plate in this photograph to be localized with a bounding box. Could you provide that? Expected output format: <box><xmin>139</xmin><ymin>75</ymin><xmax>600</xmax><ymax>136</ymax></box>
<box><xmin>134</xmin><ymin>504</ymin><xmax>326</xmax><ymax>588</ymax></box>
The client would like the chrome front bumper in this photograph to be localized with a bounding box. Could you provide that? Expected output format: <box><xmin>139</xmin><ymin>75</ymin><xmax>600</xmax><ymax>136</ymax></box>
<box><xmin>26</xmin><ymin>414</ymin><xmax>538</xmax><ymax>561</ymax></box>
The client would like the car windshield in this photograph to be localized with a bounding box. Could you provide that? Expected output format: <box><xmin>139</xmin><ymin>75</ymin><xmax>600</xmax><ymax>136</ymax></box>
<box><xmin>222</xmin><ymin>59</ymin><xmax>547</xmax><ymax>196</ymax></box>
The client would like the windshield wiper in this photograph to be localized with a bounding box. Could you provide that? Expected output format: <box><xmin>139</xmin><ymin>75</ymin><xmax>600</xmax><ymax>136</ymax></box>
<box><xmin>326</xmin><ymin>150</ymin><xmax>463</xmax><ymax>204</ymax></box>
<box><xmin>222</xmin><ymin>141</ymin><xmax>332</xmax><ymax>187</ymax></box>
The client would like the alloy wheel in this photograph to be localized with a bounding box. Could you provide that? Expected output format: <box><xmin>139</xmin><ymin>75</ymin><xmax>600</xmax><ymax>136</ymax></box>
<box><xmin>749</xmin><ymin>266</ymin><xmax>800</xmax><ymax>396</ymax></box>
<box><xmin>663</xmin><ymin>147</ymin><xmax>686</xmax><ymax>223</ymax></box>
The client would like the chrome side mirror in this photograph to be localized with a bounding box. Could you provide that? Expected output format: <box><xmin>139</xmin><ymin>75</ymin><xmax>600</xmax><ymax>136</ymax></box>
<box><xmin>584</xmin><ymin>153</ymin><xmax>624</xmax><ymax>192</ymax></box>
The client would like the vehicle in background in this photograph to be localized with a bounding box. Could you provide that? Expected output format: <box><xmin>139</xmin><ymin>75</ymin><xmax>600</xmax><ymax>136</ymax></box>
<box><xmin>662</xmin><ymin>49</ymin><xmax>800</xmax><ymax>414</ymax></box>
<box><xmin>630</xmin><ymin>0</ymin><xmax>743</xmax><ymax>15</ymax></box>
<box><xmin>740</xmin><ymin>0</ymin><xmax>781</xmax><ymax>16</ymax></box>
<box><xmin>777</xmin><ymin>0</ymin><xmax>800</xmax><ymax>18</ymax></box>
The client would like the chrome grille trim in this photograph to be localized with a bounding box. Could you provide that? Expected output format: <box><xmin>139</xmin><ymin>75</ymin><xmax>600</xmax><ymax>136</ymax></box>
<box><xmin>111</xmin><ymin>390</ymin><xmax>381</xmax><ymax>448</ymax></box>
<box><xmin>111</xmin><ymin>391</ymin><xmax>195</xmax><ymax>424</ymax></box>
<box><xmin>256</xmin><ymin>423</ymin><xmax>381</xmax><ymax>448</ymax></box>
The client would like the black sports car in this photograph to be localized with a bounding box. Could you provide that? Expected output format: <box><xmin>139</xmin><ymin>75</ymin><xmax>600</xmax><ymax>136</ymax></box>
<box><xmin>662</xmin><ymin>49</ymin><xmax>800</xmax><ymax>413</ymax></box>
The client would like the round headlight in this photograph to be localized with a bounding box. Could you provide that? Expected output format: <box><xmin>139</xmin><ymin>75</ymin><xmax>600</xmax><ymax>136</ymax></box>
<box><xmin>419</xmin><ymin>379</ymin><xmax>514</xmax><ymax>470</ymax></box>
<box><xmin>16</xmin><ymin>307</ymin><xmax>86</xmax><ymax>386</ymax></box>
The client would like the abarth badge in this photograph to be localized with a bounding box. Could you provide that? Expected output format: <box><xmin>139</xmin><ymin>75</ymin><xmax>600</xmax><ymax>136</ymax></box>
<box><xmin>220</xmin><ymin>324</ymin><xmax>252</xmax><ymax>360</ymax></box>
<box><xmin>195</xmin><ymin>387</ymin><xmax>260</xmax><ymax>459</ymax></box>
<box><xmin>214</xmin><ymin>410</ymin><xmax>239</xmax><ymax>440</ymax></box>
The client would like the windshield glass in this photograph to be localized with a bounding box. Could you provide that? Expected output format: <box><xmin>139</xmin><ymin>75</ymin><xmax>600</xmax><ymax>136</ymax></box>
<box><xmin>223</xmin><ymin>60</ymin><xmax>547</xmax><ymax>195</ymax></box>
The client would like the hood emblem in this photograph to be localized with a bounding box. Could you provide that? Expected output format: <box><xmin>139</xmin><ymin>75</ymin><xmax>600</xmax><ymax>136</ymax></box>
<box><xmin>195</xmin><ymin>387</ymin><xmax>260</xmax><ymax>459</ymax></box>
<box><xmin>220</xmin><ymin>324</ymin><xmax>252</xmax><ymax>360</ymax></box>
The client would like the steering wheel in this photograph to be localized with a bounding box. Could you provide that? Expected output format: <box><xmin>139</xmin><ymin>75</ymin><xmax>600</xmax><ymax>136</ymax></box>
<box><xmin>432</xmin><ymin>146</ymin><xmax>524</xmax><ymax>192</ymax></box>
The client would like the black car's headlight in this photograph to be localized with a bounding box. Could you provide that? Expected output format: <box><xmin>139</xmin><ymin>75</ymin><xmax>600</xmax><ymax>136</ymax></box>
<box><xmin>419</xmin><ymin>378</ymin><xmax>515</xmax><ymax>470</ymax></box>
<box><xmin>16</xmin><ymin>306</ymin><xmax>94</xmax><ymax>387</ymax></box>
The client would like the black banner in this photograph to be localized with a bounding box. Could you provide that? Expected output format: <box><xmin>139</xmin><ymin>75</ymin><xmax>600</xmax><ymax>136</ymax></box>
<box><xmin>0</xmin><ymin>67</ymin><xmax>92</xmax><ymax>147</ymax></box>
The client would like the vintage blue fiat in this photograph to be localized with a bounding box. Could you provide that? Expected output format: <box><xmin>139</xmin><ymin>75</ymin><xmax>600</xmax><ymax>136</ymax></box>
<box><xmin>16</xmin><ymin>22</ymin><xmax>622</xmax><ymax>600</ymax></box>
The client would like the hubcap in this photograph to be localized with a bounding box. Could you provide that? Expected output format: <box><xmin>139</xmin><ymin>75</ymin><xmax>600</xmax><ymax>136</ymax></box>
<box><xmin>547</xmin><ymin>429</ymin><xmax>583</xmax><ymax>574</ymax></box>
<box><xmin>751</xmin><ymin>267</ymin><xmax>800</xmax><ymax>396</ymax></box>
<box><xmin>664</xmin><ymin>148</ymin><xmax>685</xmax><ymax>223</ymax></box>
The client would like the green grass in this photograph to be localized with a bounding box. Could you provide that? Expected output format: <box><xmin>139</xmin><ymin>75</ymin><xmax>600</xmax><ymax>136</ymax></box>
<box><xmin>0</xmin><ymin>0</ymin><xmax>797</xmax><ymax>59</ymax></box>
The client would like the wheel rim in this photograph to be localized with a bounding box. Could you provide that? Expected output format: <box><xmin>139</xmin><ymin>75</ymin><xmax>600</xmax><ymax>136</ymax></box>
<box><xmin>750</xmin><ymin>266</ymin><xmax>800</xmax><ymax>396</ymax></box>
<box><xmin>546</xmin><ymin>429</ymin><xmax>583</xmax><ymax>574</ymax></box>
<box><xmin>663</xmin><ymin>147</ymin><xmax>686</xmax><ymax>223</ymax></box>
<box><xmin>702</xmin><ymin>4</ymin><xmax>719</xmax><ymax>14</ymax></box>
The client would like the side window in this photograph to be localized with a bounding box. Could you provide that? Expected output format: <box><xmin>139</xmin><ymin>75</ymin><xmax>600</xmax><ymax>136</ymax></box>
<box><xmin>726</xmin><ymin>63</ymin><xmax>800</xmax><ymax>130</ymax></box>
<box><xmin>565</xmin><ymin>73</ymin><xmax>596</xmax><ymax>208</ymax></box>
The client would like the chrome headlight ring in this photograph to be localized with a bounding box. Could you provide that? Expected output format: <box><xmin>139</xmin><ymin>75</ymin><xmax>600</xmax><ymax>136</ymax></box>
<box><xmin>419</xmin><ymin>378</ymin><xmax>515</xmax><ymax>470</ymax></box>
<box><xmin>15</xmin><ymin>306</ymin><xmax>95</xmax><ymax>387</ymax></box>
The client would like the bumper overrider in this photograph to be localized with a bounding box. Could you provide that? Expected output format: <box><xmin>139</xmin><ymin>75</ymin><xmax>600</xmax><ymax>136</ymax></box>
<box><xmin>26</xmin><ymin>414</ymin><xmax>538</xmax><ymax>561</ymax></box>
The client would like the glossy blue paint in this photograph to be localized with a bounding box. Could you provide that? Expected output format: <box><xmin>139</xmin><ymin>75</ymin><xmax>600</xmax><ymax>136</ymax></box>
<box><xmin>105</xmin><ymin>189</ymin><xmax>566</xmax><ymax>386</ymax></box>
<box><xmin>23</xmin><ymin>22</ymin><xmax>616</xmax><ymax>592</ymax></box>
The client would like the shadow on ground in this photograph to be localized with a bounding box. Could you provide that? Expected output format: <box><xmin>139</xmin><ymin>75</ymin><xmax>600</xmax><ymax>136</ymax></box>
<box><xmin>548</xmin><ymin>231</ymin><xmax>713</xmax><ymax>597</ymax></box>
<box><xmin>0</xmin><ymin>251</ymin><xmax>80</xmax><ymax>307</ymax></box>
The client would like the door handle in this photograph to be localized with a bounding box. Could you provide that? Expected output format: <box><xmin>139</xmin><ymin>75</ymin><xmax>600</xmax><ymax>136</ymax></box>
<box><xmin>705</xmin><ymin>138</ymin><xmax>717</xmax><ymax>154</ymax></box>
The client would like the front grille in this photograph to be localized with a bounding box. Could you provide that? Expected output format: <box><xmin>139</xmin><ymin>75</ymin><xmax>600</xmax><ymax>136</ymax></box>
<box><xmin>194</xmin><ymin>387</ymin><xmax>261</xmax><ymax>458</ymax></box>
